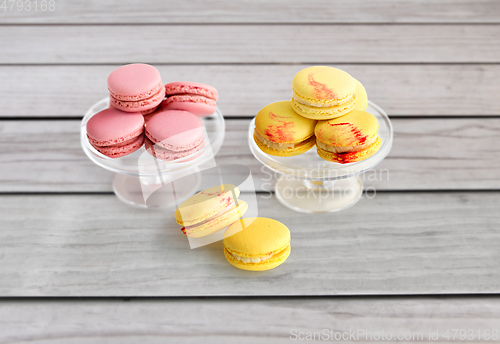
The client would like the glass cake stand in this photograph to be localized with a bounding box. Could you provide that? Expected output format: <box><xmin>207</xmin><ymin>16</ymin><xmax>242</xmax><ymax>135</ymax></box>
<box><xmin>248</xmin><ymin>101</ymin><xmax>393</xmax><ymax>214</ymax></box>
<box><xmin>81</xmin><ymin>98</ymin><xmax>225</xmax><ymax>209</ymax></box>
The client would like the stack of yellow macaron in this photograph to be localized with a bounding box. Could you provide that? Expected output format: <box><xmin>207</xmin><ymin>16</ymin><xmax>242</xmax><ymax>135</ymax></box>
<box><xmin>175</xmin><ymin>187</ymin><xmax>292</xmax><ymax>271</ymax></box>
<box><xmin>253</xmin><ymin>66</ymin><xmax>380</xmax><ymax>164</ymax></box>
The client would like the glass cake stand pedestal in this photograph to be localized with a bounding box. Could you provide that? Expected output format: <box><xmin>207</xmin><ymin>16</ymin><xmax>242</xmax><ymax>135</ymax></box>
<box><xmin>248</xmin><ymin>101</ymin><xmax>393</xmax><ymax>214</ymax></box>
<box><xmin>81</xmin><ymin>98</ymin><xmax>225</xmax><ymax>209</ymax></box>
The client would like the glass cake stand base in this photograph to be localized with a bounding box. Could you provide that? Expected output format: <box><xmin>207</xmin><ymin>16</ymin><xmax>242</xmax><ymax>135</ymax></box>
<box><xmin>275</xmin><ymin>176</ymin><xmax>362</xmax><ymax>214</ymax></box>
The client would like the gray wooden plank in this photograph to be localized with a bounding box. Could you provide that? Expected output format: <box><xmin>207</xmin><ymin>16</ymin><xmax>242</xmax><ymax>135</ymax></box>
<box><xmin>1</xmin><ymin>297</ymin><xmax>500</xmax><ymax>344</ymax></box>
<box><xmin>1</xmin><ymin>25</ymin><xmax>499</xmax><ymax>64</ymax></box>
<box><xmin>1</xmin><ymin>118</ymin><xmax>499</xmax><ymax>193</ymax></box>
<box><xmin>1</xmin><ymin>0</ymin><xmax>499</xmax><ymax>24</ymax></box>
<box><xmin>2</xmin><ymin>64</ymin><xmax>500</xmax><ymax>118</ymax></box>
<box><xmin>0</xmin><ymin>192</ymin><xmax>499</xmax><ymax>296</ymax></box>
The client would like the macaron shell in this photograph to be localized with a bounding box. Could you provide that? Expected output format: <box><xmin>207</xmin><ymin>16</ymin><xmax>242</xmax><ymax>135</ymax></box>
<box><xmin>110</xmin><ymin>86</ymin><xmax>165</xmax><ymax>113</ymax></box>
<box><xmin>255</xmin><ymin>101</ymin><xmax>316</xmax><ymax>143</ymax></box>
<box><xmin>224</xmin><ymin>244</ymin><xmax>290</xmax><ymax>271</ymax></box>
<box><xmin>144</xmin><ymin>136</ymin><xmax>204</xmax><ymax>162</ymax></box>
<box><xmin>223</xmin><ymin>217</ymin><xmax>291</xmax><ymax>258</ymax></box>
<box><xmin>107</xmin><ymin>64</ymin><xmax>163</xmax><ymax>100</ymax></box>
<box><xmin>86</xmin><ymin>107</ymin><xmax>144</xmax><ymax>145</ymax></box>
<box><xmin>175</xmin><ymin>184</ymin><xmax>241</xmax><ymax>226</ymax></box>
<box><xmin>315</xmin><ymin>110</ymin><xmax>379</xmax><ymax>147</ymax></box>
<box><xmin>184</xmin><ymin>200</ymin><xmax>248</xmax><ymax>238</ymax></box>
<box><xmin>254</xmin><ymin>134</ymin><xmax>315</xmax><ymax>157</ymax></box>
<box><xmin>163</xmin><ymin>95</ymin><xmax>217</xmax><ymax>117</ymax></box>
<box><xmin>141</xmin><ymin>105</ymin><xmax>160</xmax><ymax>116</ymax></box>
<box><xmin>291</xmin><ymin>95</ymin><xmax>357</xmax><ymax>120</ymax></box>
<box><xmin>145</xmin><ymin>110</ymin><xmax>204</xmax><ymax>150</ymax></box>
<box><xmin>352</xmin><ymin>79</ymin><xmax>368</xmax><ymax>112</ymax></box>
<box><xmin>90</xmin><ymin>133</ymin><xmax>144</xmax><ymax>158</ymax></box>
<box><xmin>292</xmin><ymin>66</ymin><xmax>356</xmax><ymax>105</ymax></box>
<box><xmin>164</xmin><ymin>81</ymin><xmax>218</xmax><ymax>100</ymax></box>
<box><xmin>87</xmin><ymin>126</ymin><xmax>143</xmax><ymax>148</ymax></box>
<box><xmin>317</xmin><ymin>136</ymin><xmax>382</xmax><ymax>164</ymax></box>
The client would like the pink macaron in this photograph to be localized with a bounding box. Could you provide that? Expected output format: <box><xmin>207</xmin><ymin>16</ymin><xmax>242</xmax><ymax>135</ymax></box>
<box><xmin>108</xmin><ymin>64</ymin><xmax>166</xmax><ymax>114</ymax></box>
<box><xmin>145</xmin><ymin>110</ymin><xmax>205</xmax><ymax>161</ymax></box>
<box><xmin>86</xmin><ymin>107</ymin><xmax>145</xmax><ymax>158</ymax></box>
<box><xmin>163</xmin><ymin>81</ymin><xmax>218</xmax><ymax>117</ymax></box>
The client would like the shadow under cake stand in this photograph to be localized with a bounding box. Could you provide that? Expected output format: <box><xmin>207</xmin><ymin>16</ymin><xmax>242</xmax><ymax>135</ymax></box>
<box><xmin>248</xmin><ymin>101</ymin><xmax>393</xmax><ymax>214</ymax></box>
<box><xmin>81</xmin><ymin>98</ymin><xmax>225</xmax><ymax>209</ymax></box>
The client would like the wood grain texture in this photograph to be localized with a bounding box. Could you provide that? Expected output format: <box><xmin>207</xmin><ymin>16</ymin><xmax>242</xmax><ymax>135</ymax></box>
<box><xmin>1</xmin><ymin>25</ymin><xmax>499</xmax><ymax>64</ymax></box>
<box><xmin>0</xmin><ymin>192</ymin><xmax>499</xmax><ymax>296</ymax></box>
<box><xmin>1</xmin><ymin>0</ymin><xmax>500</xmax><ymax>24</ymax></box>
<box><xmin>2</xmin><ymin>64</ymin><xmax>500</xmax><ymax>118</ymax></box>
<box><xmin>1</xmin><ymin>118</ymin><xmax>499</xmax><ymax>193</ymax></box>
<box><xmin>0</xmin><ymin>0</ymin><xmax>498</xmax><ymax>334</ymax></box>
<box><xmin>1</xmin><ymin>297</ymin><xmax>500</xmax><ymax>344</ymax></box>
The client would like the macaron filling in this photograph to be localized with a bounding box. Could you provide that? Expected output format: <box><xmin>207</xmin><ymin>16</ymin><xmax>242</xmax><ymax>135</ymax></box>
<box><xmin>254</xmin><ymin>129</ymin><xmax>316</xmax><ymax>152</ymax></box>
<box><xmin>182</xmin><ymin>201</ymin><xmax>248</xmax><ymax>237</ymax></box>
<box><xmin>316</xmin><ymin>135</ymin><xmax>379</xmax><ymax>154</ymax></box>
<box><xmin>165</xmin><ymin>83</ymin><xmax>218</xmax><ymax>100</ymax></box>
<box><xmin>254</xmin><ymin>129</ymin><xmax>297</xmax><ymax>150</ymax></box>
<box><xmin>87</xmin><ymin>127</ymin><xmax>144</xmax><ymax>147</ymax></box>
<box><xmin>291</xmin><ymin>95</ymin><xmax>357</xmax><ymax>118</ymax></box>
<box><xmin>109</xmin><ymin>83</ymin><xmax>164</xmax><ymax>102</ymax></box>
<box><xmin>317</xmin><ymin>136</ymin><xmax>382</xmax><ymax>164</ymax></box>
<box><xmin>90</xmin><ymin>134</ymin><xmax>144</xmax><ymax>158</ymax></box>
<box><xmin>110</xmin><ymin>86</ymin><xmax>165</xmax><ymax>110</ymax></box>
<box><xmin>179</xmin><ymin>198</ymin><xmax>238</xmax><ymax>228</ymax></box>
<box><xmin>292</xmin><ymin>91</ymin><xmax>354</xmax><ymax>107</ymax></box>
<box><xmin>163</xmin><ymin>82</ymin><xmax>218</xmax><ymax>117</ymax></box>
<box><xmin>164</xmin><ymin>95</ymin><xmax>216</xmax><ymax>107</ymax></box>
<box><xmin>225</xmin><ymin>243</ymin><xmax>290</xmax><ymax>265</ymax></box>
<box><xmin>230</xmin><ymin>252</ymin><xmax>274</xmax><ymax>264</ymax></box>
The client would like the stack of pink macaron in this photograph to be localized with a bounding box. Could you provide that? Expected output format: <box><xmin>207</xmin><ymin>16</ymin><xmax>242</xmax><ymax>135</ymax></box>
<box><xmin>86</xmin><ymin>63</ymin><xmax>219</xmax><ymax>160</ymax></box>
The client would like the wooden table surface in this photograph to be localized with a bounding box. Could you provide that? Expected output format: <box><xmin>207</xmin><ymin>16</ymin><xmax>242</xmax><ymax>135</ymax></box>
<box><xmin>1</xmin><ymin>1</ymin><xmax>500</xmax><ymax>343</ymax></box>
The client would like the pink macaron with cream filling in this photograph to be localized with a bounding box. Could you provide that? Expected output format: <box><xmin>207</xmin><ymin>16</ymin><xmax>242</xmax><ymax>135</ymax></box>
<box><xmin>108</xmin><ymin>64</ymin><xmax>166</xmax><ymax>114</ymax></box>
<box><xmin>144</xmin><ymin>110</ymin><xmax>205</xmax><ymax>161</ymax></box>
<box><xmin>86</xmin><ymin>107</ymin><xmax>145</xmax><ymax>158</ymax></box>
<box><xmin>163</xmin><ymin>81</ymin><xmax>218</xmax><ymax>117</ymax></box>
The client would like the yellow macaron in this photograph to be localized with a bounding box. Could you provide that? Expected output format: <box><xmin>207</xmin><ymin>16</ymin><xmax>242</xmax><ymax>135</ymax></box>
<box><xmin>352</xmin><ymin>79</ymin><xmax>368</xmax><ymax>112</ymax></box>
<box><xmin>175</xmin><ymin>184</ymin><xmax>248</xmax><ymax>238</ymax></box>
<box><xmin>223</xmin><ymin>217</ymin><xmax>291</xmax><ymax>271</ymax></box>
<box><xmin>315</xmin><ymin>110</ymin><xmax>381</xmax><ymax>164</ymax></box>
<box><xmin>254</xmin><ymin>100</ymin><xmax>316</xmax><ymax>157</ymax></box>
<box><xmin>291</xmin><ymin>66</ymin><xmax>358</xmax><ymax>120</ymax></box>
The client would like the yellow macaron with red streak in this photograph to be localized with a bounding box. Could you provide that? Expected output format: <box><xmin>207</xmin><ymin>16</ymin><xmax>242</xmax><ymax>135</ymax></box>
<box><xmin>175</xmin><ymin>184</ymin><xmax>248</xmax><ymax>238</ymax></box>
<box><xmin>291</xmin><ymin>66</ymin><xmax>358</xmax><ymax>120</ymax></box>
<box><xmin>223</xmin><ymin>217</ymin><xmax>291</xmax><ymax>271</ymax></box>
<box><xmin>254</xmin><ymin>101</ymin><xmax>316</xmax><ymax>157</ymax></box>
<box><xmin>315</xmin><ymin>110</ymin><xmax>381</xmax><ymax>164</ymax></box>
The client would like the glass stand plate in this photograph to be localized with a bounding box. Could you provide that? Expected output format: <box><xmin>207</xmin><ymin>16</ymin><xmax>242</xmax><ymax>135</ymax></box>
<box><xmin>249</xmin><ymin>101</ymin><xmax>393</xmax><ymax>214</ymax></box>
<box><xmin>81</xmin><ymin>98</ymin><xmax>225</xmax><ymax>208</ymax></box>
